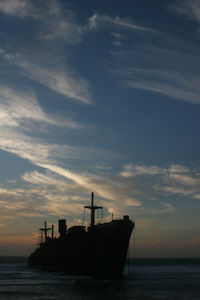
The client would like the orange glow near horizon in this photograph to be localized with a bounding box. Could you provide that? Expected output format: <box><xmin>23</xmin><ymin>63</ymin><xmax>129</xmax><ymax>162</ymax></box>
<box><xmin>0</xmin><ymin>236</ymin><xmax>36</xmax><ymax>256</ymax></box>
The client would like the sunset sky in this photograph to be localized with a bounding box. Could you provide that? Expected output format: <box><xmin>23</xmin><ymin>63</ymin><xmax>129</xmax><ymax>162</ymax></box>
<box><xmin>0</xmin><ymin>0</ymin><xmax>200</xmax><ymax>257</ymax></box>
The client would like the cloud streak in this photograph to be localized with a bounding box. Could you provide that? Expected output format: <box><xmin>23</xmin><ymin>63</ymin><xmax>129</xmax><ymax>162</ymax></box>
<box><xmin>0</xmin><ymin>50</ymin><xmax>92</xmax><ymax>105</ymax></box>
<box><xmin>0</xmin><ymin>0</ymin><xmax>92</xmax><ymax>105</ymax></box>
<box><xmin>112</xmin><ymin>45</ymin><xmax>200</xmax><ymax>104</ymax></box>
<box><xmin>88</xmin><ymin>13</ymin><xmax>152</xmax><ymax>32</ymax></box>
<box><xmin>172</xmin><ymin>0</ymin><xmax>200</xmax><ymax>24</ymax></box>
<box><xmin>0</xmin><ymin>89</ymin><xmax>140</xmax><ymax>217</ymax></box>
<box><xmin>96</xmin><ymin>8</ymin><xmax>200</xmax><ymax>105</ymax></box>
<box><xmin>16</xmin><ymin>57</ymin><xmax>92</xmax><ymax>104</ymax></box>
<box><xmin>120</xmin><ymin>163</ymin><xmax>200</xmax><ymax>200</ymax></box>
<box><xmin>120</xmin><ymin>164</ymin><xmax>165</xmax><ymax>177</ymax></box>
<box><xmin>0</xmin><ymin>0</ymin><xmax>85</xmax><ymax>43</ymax></box>
<box><xmin>0</xmin><ymin>86</ymin><xmax>81</xmax><ymax>129</ymax></box>
<box><xmin>0</xmin><ymin>0</ymin><xmax>35</xmax><ymax>17</ymax></box>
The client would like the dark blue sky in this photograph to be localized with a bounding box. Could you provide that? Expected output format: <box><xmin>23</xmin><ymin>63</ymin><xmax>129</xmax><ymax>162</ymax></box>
<box><xmin>0</xmin><ymin>0</ymin><xmax>200</xmax><ymax>257</ymax></box>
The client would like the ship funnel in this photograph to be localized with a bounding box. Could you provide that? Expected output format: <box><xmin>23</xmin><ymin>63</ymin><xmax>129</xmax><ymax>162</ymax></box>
<box><xmin>58</xmin><ymin>219</ymin><xmax>67</xmax><ymax>238</ymax></box>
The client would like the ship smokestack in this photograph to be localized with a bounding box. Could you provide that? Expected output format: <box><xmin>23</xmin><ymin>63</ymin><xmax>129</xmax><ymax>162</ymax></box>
<box><xmin>58</xmin><ymin>219</ymin><xmax>67</xmax><ymax>238</ymax></box>
<box><xmin>51</xmin><ymin>224</ymin><xmax>54</xmax><ymax>239</ymax></box>
<box><xmin>123</xmin><ymin>215</ymin><xmax>129</xmax><ymax>221</ymax></box>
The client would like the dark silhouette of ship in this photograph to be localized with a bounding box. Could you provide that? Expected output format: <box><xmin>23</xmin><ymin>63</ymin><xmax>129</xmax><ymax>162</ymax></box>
<box><xmin>28</xmin><ymin>192</ymin><xmax>134</xmax><ymax>278</ymax></box>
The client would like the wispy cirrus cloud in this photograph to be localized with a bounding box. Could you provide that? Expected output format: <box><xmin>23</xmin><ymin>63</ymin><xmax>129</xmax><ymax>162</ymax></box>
<box><xmin>120</xmin><ymin>164</ymin><xmax>165</xmax><ymax>177</ymax></box>
<box><xmin>0</xmin><ymin>95</ymin><xmax>141</xmax><ymax>216</ymax></box>
<box><xmin>171</xmin><ymin>0</ymin><xmax>200</xmax><ymax>24</ymax></box>
<box><xmin>95</xmin><ymin>6</ymin><xmax>200</xmax><ymax>105</ymax></box>
<box><xmin>0</xmin><ymin>0</ymin><xmax>84</xmax><ymax>43</ymax></box>
<box><xmin>112</xmin><ymin>44</ymin><xmax>200</xmax><ymax>104</ymax></box>
<box><xmin>0</xmin><ymin>182</ymin><xmax>86</xmax><ymax>221</ymax></box>
<box><xmin>123</xmin><ymin>68</ymin><xmax>200</xmax><ymax>104</ymax></box>
<box><xmin>0</xmin><ymin>50</ymin><xmax>92</xmax><ymax>105</ymax></box>
<box><xmin>22</xmin><ymin>167</ymin><xmax>142</xmax><ymax>216</ymax></box>
<box><xmin>168</xmin><ymin>164</ymin><xmax>190</xmax><ymax>174</ymax></box>
<box><xmin>158</xmin><ymin>186</ymin><xmax>195</xmax><ymax>197</ymax></box>
<box><xmin>88</xmin><ymin>13</ymin><xmax>152</xmax><ymax>32</ymax></box>
<box><xmin>0</xmin><ymin>87</ymin><xmax>122</xmax><ymax>204</ymax></box>
<box><xmin>0</xmin><ymin>85</ymin><xmax>80</xmax><ymax>129</ymax></box>
<box><xmin>41</xmin><ymin>0</ymin><xmax>85</xmax><ymax>43</ymax></box>
<box><xmin>16</xmin><ymin>57</ymin><xmax>92</xmax><ymax>105</ymax></box>
<box><xmin>0</xmin><ymin>187</ymin><xmax>43</xmax><ymax>220</ymax></box>
<box><xmin>2</xmin><ymin>128</ymin><xmax>199</xmax><ymax>221</ymax></box>
<box><xmin>119</xmin><ymin>163</ymin><xmax>193</xmax><ymax>179</ymax></box>
<box><xmin>0</xmin><ymin>0</ymin><xmax>35</xmax><ymax>17</ymax></box>
<box><xmin>0</xmin><ymin>0</ymin><xmax>92</xmax><ymax>105</ymax></box>
<box><xmin>34</xmin><ymin>163</ymin><xmax>141</xmax><ymax>206</ymax></box>
<box><xmin>110</xmin><ymin>32</ymin><xmax>122</xmax><ymax>47</ymax></box>
<box><xmin>22</xmin><ymin>170</ymin><xmax>70</xmax><ymax>187</ymax></box>
<box><xmin>120</xmin><ymin>163</ymin><xmax>200</xmax><ymax>200</ymax></box>
<box><xmin>169</xmin><ymin>173</ymin><xmax>199</xmax><ymax>186</ymax></box>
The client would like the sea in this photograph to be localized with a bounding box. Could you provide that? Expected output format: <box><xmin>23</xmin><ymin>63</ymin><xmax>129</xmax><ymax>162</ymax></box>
<box><xmin>1</xmin><ymin>257</ymin><xmax>200</xmax><ymax>299</ymax></box>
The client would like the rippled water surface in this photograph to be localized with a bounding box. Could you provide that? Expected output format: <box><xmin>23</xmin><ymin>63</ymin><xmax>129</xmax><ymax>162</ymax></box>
<box><xmin>1</xmin><ymin>257</ymin><xmax>200</xmax><ymax>299</ymax></box>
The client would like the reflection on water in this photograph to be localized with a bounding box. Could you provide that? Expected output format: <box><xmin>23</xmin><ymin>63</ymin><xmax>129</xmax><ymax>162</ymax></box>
<box><xmin>0</xmin><ymin>257</ymin><xmax>200</xmax><ymax>299</ymax></box>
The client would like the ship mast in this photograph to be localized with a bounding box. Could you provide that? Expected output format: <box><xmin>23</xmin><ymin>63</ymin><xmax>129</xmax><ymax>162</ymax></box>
<box><xmin>84</xmin><ymin>192</ymin><xmax>103</xmax><ymax>227</ymax></box>
<box><xmin>39</xmin><ymin>221</ymin><xmax>51</xmax><ymax>243</ymax></box>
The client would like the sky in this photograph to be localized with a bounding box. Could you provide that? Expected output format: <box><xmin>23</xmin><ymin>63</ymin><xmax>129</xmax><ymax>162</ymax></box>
<box><xmin>0</xmin><ymin>0</ymin><xmax>200</xmax><ymax>257</ymax></box>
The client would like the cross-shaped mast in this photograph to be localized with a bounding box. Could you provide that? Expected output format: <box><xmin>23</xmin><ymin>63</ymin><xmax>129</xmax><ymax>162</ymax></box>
<box><xmin>84</xmin><ymin>192</ymin><xmax>103</xmax><ymax>227</ymax></box>
<box><xmin>39</xmin><ymin>221</ymin><xmax>51</xmax><ymax>243</ymax></box>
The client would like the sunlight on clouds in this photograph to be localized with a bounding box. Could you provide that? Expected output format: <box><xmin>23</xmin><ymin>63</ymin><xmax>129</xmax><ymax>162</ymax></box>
<box><xmin>120</xmin><ymin>163</ymin><xmax>200</xmax><ymax>200</ymax></box>
<box><xmin>125</xmin><ymin>197</ymin><xmax>141</xmax><ymax>207</ymax></box>
<box><xmin>0</xmin><ymin>134</ymin><xmax>55</xmax><ymax>164</ymax></box>
<box><xmin>157</xmin><ymin>185</ymin><xmax>195</xmax><ymax>196</ymax></box>
<box><xmin>0</xmin><ymin>85</ymin><xmax>80</xmax><ymax>129</ymax></box>
<box><xmin>22</xmin><ymin>169</ymin><xmax>142</xmax><ymax>217</ymax></box>
<box><xmin>22</xmin><ymin>170</ymin><xmax>70</xmax><ymax>187</ymax></box>
<box><xmin>169</xmin><ymin>173</ymin><xmax>199</xmax><ymax>186</ymax></box>
<box><xmin>0</xmin><ymin>188</ymin><xmax>43</xmax><ymax>219</ymax></box>
<box><xmin>0</xmin><ymin>86</ymin><xmax>49</xmax><ymax>125</ymax></box>
<box><xmin>0</xmin><ymin>0</ymin><xmax>199</xmax><ymax>260</ymax></box>
<box><xmin>168</xmin><ymin>164</ymin><xmax>190</xmax><ymax>174</ymax></box>
<box><xmin>0</xmin><ymin>176</ymin><xmax>87</xmax><ymax>218</ymax></box>
<box><xmin>0</xmin><ymin>108</ymin><xmax>139</xmax><ymax>216</ymax></box>
<box><xmin>36</xmin><ymin>163</ymin><xmax>124</xmax><ymax>202</ymax></box>
<box><xmin>37</xmin><ymin>163</ymin><xmax>142</xmax><ymax>214</ymax></box>
<box><xmin>120</xmin><ymin>163</ymin><xmax>165</xmax><ymax>177</ymax></box>
<box><xmin>40</xmin><ymin>196</ymin><xmax>84</xmax><ymax>216</ymax></box>
<box><xmin>19</xmin><ymin>61</ymin><xmax>92</xmax><ymax>104</ymax></box>
<box><xmin>0</xmin><ymin>106</ymin><xmax>200</xmax><ymax>221</ymax></box>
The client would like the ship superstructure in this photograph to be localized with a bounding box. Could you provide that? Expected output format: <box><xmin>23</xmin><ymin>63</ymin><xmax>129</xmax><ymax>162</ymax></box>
<box><xmin>28</xmin><ymin>193</ymin><xmax>134</xmax><ymax>278</ymax></box>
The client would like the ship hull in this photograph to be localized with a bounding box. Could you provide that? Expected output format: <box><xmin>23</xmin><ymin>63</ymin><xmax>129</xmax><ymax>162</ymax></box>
<box><xmin>28</xmin><ymin>219</ymin><xmax>134</xmax><ymax>278</ymax></box>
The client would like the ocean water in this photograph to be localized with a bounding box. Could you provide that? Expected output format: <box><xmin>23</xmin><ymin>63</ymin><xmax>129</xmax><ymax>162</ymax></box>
<box><xmin>0</xmin><ymin>257</ymin><xmax>200</xmax><ymax>299</ymax></box>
